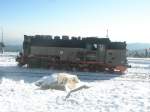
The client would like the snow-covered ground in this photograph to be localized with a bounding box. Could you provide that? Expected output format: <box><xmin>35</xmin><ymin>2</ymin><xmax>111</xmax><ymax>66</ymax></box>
<box><xmin>0</xmin><ymin>52</ymin><xmax>149</xmax><ymax>112</ymax></box>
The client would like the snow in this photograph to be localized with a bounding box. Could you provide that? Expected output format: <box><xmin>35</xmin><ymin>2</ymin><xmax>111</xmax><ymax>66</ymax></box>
<box><xmin>35</xmin><ymin>74</ymin><xmax>58</xmax><ymax>87</ymax></box>
<box><xmin>0</xmin><ymin>52</ymin><xmax>149</xmax><ymax>112</ymax></box>
<box><xmin>35</xmin><ymin>73</ymin><xmax>84</xmax><ymax>92</ymax></box>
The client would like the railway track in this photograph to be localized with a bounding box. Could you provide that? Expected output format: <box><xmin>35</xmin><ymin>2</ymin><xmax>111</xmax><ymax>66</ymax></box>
<box><xmin>0</xmin><ymin>70</ymin><xmax>149</xmax><ymax>82</ymax></box>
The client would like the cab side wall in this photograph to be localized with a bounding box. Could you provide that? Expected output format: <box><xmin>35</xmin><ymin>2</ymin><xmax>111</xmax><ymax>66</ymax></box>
<box><xmin>105</xmin><ymin>49</ymin><xmax>126</xmax><ymax>66</ymax></box>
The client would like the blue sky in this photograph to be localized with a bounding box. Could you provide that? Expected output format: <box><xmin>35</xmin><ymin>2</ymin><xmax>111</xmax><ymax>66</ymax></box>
<box><xmin>0</xmin><ymin>0</ymin><xmax>150</xmax><ymax>44</ymax></box>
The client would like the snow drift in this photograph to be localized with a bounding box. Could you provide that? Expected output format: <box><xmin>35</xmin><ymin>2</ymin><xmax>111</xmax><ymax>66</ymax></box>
<box><xmin>35</xmin><ymin>73</ymin><xmax>89</xmax><ymax>93</ymax></box>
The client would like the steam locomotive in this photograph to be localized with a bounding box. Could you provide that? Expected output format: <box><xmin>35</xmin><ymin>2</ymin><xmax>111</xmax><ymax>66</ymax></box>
<box><xmin>16</xmin><ymin>35</ymin><xmax>128</xmax><ymax>73</ymax></box>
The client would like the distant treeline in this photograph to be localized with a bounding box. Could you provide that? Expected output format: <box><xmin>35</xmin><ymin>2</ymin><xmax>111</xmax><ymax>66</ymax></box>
<box><xmin>4</xmin><ymin>45</ymin><xmax>22</xmax><ymax>52</ymax></box>
<box><xmin>127</xmin><ymin>43</ymin><xmax>150</xmax><ymax>57</ymax></box>
<box><xmin>127</xmin><ymin>49</ymin><xmax>150</xmax><ymax>58</ymax></box>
